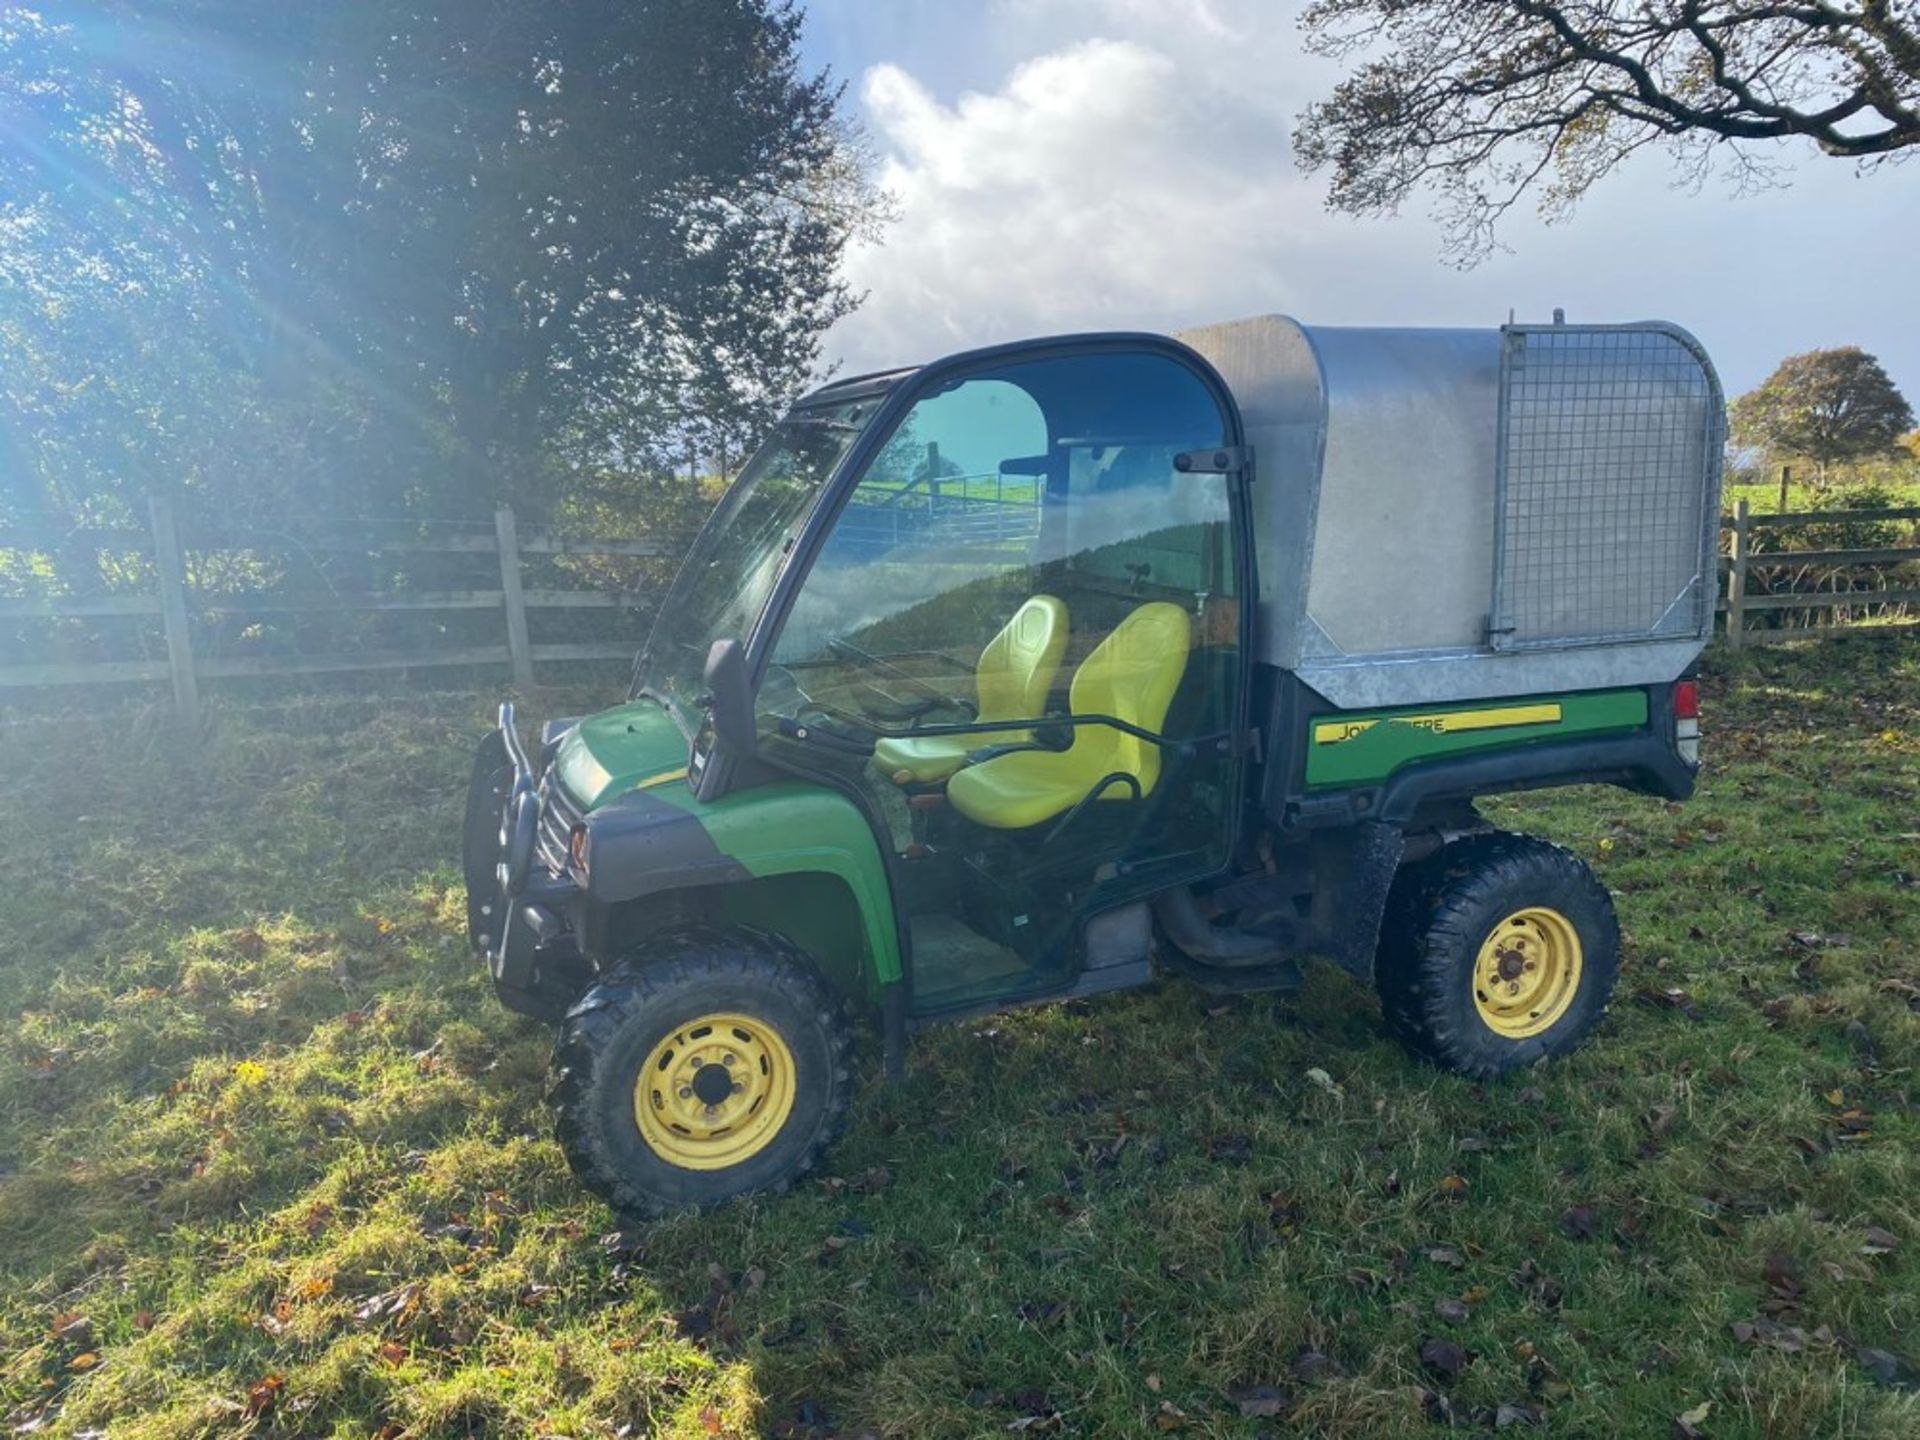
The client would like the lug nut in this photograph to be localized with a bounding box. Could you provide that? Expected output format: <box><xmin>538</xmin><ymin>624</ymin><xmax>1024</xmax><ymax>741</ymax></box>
<box><xmin>677</xmin><ymin>1086</ymin><xmax>692</xmax><ymax>1099</ymax></box>
<box><xmin>732</xmin><ymin>1081</ymin><xmax>745</xmax><ymax>1094</ymax></box>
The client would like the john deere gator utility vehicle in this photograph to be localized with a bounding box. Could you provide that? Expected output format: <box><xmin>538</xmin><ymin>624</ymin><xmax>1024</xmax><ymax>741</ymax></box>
<box><xmin>465</xmin><ymin>315</ymin><xmax>1722</xmax><ymax>1215</ymax></box>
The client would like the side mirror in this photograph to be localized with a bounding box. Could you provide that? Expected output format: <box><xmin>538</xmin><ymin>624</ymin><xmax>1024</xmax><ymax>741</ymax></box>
<box><xmin>702</xmin><ymin>638</ymin><xmax>755</xmax><ymax>753</ymax></box>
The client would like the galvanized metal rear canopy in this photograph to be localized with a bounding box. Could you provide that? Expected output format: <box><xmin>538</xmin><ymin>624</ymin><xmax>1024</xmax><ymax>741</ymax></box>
<box><xmin>1177</xmin><ymin>315</ymin><xmax>1724</xmax><ymax>708</ymax></box>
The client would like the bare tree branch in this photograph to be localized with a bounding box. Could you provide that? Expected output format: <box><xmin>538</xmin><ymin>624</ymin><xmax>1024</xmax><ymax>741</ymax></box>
<box><xmin>1296</xmin><ymin>1</ymin><xmax>1920</xmax><ymax>262</ymax></box>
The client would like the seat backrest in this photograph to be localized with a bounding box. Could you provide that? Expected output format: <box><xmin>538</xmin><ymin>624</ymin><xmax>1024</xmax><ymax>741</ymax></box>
<box><xmin>1066</xmin><ymin>602</ymin><xmax>1192</xmax><ymax>795</ymax></box>
<box><xmin>975</xmin><ymin>594</ymin><xmax>1069</xmax><ymax>725</ymax></box>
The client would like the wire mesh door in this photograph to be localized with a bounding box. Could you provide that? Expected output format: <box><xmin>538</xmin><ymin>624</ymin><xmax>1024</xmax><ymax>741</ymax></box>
<box><xmin>1489</xmin><ymin>324</ymin><xmax>1724</xmax><ymax>652</ymax></box>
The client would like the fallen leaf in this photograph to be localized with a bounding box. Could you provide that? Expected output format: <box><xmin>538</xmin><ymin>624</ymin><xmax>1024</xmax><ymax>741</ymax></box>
<box><xmin>1762</xmin><ymin>1251</ymin><xmax>1805</xmax><ymax>1305</ymax></box>
<box><xmin>1228</xmin><ymin>1384</ymin><xmax>1289</xmax><ymax>1418</ymax></box>
<box><xmin>1426</xmin><ymin>1246</ymin><xmax>1467</xmax><ymax>1269</ymax></box>
<box><xmin>244</xmin><ymin>1374</ymin><xmax>284</xmax><ymax>1418</ymax></box>
<box><xmin>1791</xmin><ymin>930</ymin><xmax>1851</xmax><ymax>951</ymax></box>
<box><xmin>1495</xmin><ymin>1401</ymin><xmax>1544</xmax><ymax>1429</ymax></box>
<box><xmin>131</xmin><ymin>1311</ymin><xmax>154</xmax><ymax>1332</ymax></box>
<box><xmin>1853</xmin><ymin>1344</ymin><xmax>1920</xmax><ymax>1389</ymax></box>
<box><xmin>1292</xmin><ymin>1346</ymin><xmax>1340</xmax><ymax>1383</ymax></box>
<box><xmin>1418</xmin><ymin>1337</ymin><xmax>1471</xmax><ymax>1384</ymax></box>
<box><xmin>1435</xmin><ymin>1297</ymin><xmax>1471</xmax><ymax>1324</ymax></box>
<box><xmin>1305</xmin><ymin>1067</ymin><xmax>1343</xmax><ymax>1098</ymax></box>
<box><xmin>1646</xmin><ymin>1105</ymin><xmax>1679</xmax><ymax>1139</ymax></box>
<box><xmin>1862</xmin><ymin>1226</ymin><xmax>1899</xmax><ymax>1256</ymax></box>
<box><xmin>1561</xmin><ymin>1205</ymin><xmax>1601</xmax><ymax>1240</ymax></box>
<box><xmin>701</xmin><ymin>1404</ymin><xmax>724</xmax><ymax>1435</ymax></box>
<box><xmin>67</xmin><ymin>1352</ymin><xmax>99</xmax><ymax>1372</ymax></box>
<box><xmin>49</xmin><ymin>1312</ymin><xmax>93</xmax><ymax>1346</ymax></box>
<box><xmin>1436</xmin><ymin>1174</ymin><xmax>1470</xmax><ymax>1200</ymax></box>
<box><xmin>1673</xmin><ymin>1400</ymin><xmax>1711</xmax><ymax>1439</ymax></box>
<box><xmin>352</xmin><ymin>1283</ymin><xmax>421</xmax><ymax>1327</ymax></box>
<box><xmin>1152</xmin><ymin>1399</ymin><xmax>1189</xmax><ymax>1430</ymax></box>
<box><xmin>1730</xmin><ymin>1318</ymin><xmax>1808</xmax><ymax>1353</ymax></box>
<box><xmin>378</xmin><ymin>1341</ymin><xmax>407</xmax><ymax>1367</ymax></box>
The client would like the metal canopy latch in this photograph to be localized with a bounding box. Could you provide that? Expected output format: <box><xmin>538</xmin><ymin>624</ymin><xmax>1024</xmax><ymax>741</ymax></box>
<box><xmin>1173</xmin><ymin>445</ymin><xmax>1253</xmax><ymax>476</ymax></box>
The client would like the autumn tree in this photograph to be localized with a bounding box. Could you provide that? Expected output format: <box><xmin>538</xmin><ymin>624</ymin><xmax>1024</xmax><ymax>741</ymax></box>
<box><xmin>0</xmin><ymin>1</ymin><xmax>876</xmax><ymax>534</ymax></box>
<box><xmin>1295</xmin><ymin>2</ymin><xmax>1920</xmax><ymax>260</ymax></box>
<box><xmin>1730</xmin><ymin>347</ymin><xmax>1916</xmax><ymax>482</ymax></box>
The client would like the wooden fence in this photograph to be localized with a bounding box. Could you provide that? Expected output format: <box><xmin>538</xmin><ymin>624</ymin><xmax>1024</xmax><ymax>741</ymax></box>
<box><xmin>1721</xmin><ymin>500</ymin><xmax>1920</xmax><ymax>650</ymax></box>
<box><xmin>0</xmin><ymin>499</ymin><xmax>688</xmax><ymax>725</ymax></box>
<box><xmin>4</xmin><ymin>498</ymin><xmax>1916</xmax><ymax>723</ymax></box>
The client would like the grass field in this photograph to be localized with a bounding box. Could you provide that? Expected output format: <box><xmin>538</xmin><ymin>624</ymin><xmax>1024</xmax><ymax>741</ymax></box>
<box><xmin>1722</xmin><ymin>478</ymin><xmax>1920</xmax><ymax>517</ymax></box>
<box><xmin>2</xmin><ymin>637</ymin><xmax>1916</xmax><ymax>1439</ymax></box>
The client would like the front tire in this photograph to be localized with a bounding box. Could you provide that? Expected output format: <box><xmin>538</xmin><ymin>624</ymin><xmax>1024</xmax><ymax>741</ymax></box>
<box><xmin>1376</xmin><ymin>832</ymin><xmax>1619</xmax><ymax>1078</ymax></box>
<box><xmin>549</xmin><ymin>928</ymin><xmax>854</xmax><ymax>1217</ymax></box>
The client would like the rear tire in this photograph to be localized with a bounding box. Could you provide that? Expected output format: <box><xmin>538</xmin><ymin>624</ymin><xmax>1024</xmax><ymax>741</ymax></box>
<box><xmin>1376</xmin><ymin>832</ymin><xmax>1619</xmax><ymax>1078</ymax></box>
<box><xmin>549</xmin><ymin>927</ymin><xmax>854</xmax><ymax>1217</ymax></box>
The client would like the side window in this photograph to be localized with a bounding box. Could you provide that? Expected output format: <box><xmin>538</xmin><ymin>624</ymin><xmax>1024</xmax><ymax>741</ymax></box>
<box><xmin>763</xmin><ymin>350</ymin><xmax>1238</xmax><ymax>771</ymax></box>
<box><xmin>773</xmin><ymin>378</ymin><xmax>1048</xmax><ymax>669</ymax></box>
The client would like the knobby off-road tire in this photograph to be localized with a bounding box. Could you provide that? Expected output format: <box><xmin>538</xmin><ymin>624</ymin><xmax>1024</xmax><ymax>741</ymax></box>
<box><xmin>1376</xmin><ymin>832</ymin><xmax>1620</xmax><ymax>1078</ymax></box>
<box><xmin>549</xmin><ymin>927</ymin><xmax>854</xmax><ymax>1217</ymax></box>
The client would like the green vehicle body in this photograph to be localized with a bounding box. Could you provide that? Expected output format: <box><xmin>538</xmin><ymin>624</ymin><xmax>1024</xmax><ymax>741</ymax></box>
<box><xmin>466</xmin><ymin>319</ymin><xmax>1715</xmax><ymax>1085</ymax></box>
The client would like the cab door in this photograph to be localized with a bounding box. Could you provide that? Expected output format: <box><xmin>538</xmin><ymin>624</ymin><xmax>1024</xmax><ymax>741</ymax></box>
<box><xmin>755</xmin><ymin>342</ymin><xmax>1251</xmax><ymax>1014</ymax></box>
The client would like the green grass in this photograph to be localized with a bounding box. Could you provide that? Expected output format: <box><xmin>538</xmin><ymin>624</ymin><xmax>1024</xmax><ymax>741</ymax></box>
<box><xmin>1723</xmin><ymin>478</ymin><xmax>1920</xmax><ymax>517</ymax></box>
<box><xmin>3</xmin><ymin>639</ymin><xmax>1917</xmax><ymax>1438</ymax></box>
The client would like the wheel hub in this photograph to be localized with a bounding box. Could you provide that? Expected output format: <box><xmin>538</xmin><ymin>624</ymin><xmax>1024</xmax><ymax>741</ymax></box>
<box><xmin>691</xmin><ymin>1062</ymin><xmax>735</xmax><ymax>1106</ymax></box>
<box><xmin>633</xmin><ymin>1013</ymin><xmax>797</xmax><ymax>1171</ymax></box>
<box><xmin>1472</xmin><ymin>907</ymin><xmax>1583</xmax><ymax>1039</ymax></box>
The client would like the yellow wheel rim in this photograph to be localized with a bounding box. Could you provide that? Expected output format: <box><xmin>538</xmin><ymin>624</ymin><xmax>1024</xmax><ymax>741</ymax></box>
<box><xmin>1471</xmin><ymin>907</ymin><xmax>1583</xmax><ymax>1039</ymax></box>
<box><xmin>633</xmin><ymin>1013</ymin><xmax>797</xmax><ymax>1171</ymax></box>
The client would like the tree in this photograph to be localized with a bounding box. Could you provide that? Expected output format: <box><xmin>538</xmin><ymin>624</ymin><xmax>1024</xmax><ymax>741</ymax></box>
<box><xmin>1730</xmin><ymin>347</ymin><xmax>1915</xmax><ymax>482</ymax></box>
<box><xmin>0</xmin><ymin>1</ymin><xmax>877</xmax><ymax>535</ymax></box>
<box><xmin>1294</xmin><ymin>2</ymin><xmax>1920</xmax><ymax>260</ymax></box>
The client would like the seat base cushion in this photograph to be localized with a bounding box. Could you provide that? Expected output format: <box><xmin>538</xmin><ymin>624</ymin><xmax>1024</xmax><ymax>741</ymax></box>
<box><xmin>947</xmin><ymin>745</ymin><xmax>1135</xmax><ymax>829</ymax></box>
<box><xmin>874</xmin><ymin>730</ymin><xmax>1027</xmax><ymax>785</ymax></box>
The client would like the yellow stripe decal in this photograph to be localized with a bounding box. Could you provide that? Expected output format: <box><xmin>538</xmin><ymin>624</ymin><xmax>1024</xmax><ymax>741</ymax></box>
<box><xmin>1315</xmin><ymin>703</ymin><xmax>1563</xmax><ymax>746</ymax></box>
<box><xmin>635</xmin><ymin>765</ymin><xmax>690</xmax><ymax>790</ymax></box>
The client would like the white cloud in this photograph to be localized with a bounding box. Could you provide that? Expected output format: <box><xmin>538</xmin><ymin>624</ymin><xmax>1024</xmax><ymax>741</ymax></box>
<box><xmin>821</xmin><ymin>0</ymin><xmax>1920</xmax><ymax>395</ymax></box>
<box><xmin>832</xmin><ymin>19</ymin><xmax>1324</xmax><ymax>370</ymax></box>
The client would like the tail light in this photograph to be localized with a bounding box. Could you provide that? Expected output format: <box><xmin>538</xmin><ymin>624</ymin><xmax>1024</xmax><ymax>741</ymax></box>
<box><xmin>1672</xmin><ymin>680</ymin><xmax>1700</xmax><ymax>765</ymax></box>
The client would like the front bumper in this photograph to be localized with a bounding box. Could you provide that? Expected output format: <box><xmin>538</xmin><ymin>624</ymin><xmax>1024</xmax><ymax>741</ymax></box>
<box><xmin>463</xmin><ymin>704</ymin><xmax>586</xmax><ymax>1021</ymax></box>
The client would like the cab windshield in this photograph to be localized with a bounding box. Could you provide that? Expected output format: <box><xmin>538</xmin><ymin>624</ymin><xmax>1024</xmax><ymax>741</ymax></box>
<box><xmin>633</xmin><ymin>393</ymin><xmax>885</xmax><ymax>727</ymax></box>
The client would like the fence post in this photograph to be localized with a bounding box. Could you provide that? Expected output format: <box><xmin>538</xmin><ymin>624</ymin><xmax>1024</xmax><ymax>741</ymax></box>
<box><xmin>148</xmin><ymin>493</ymin><xmax>201</xmax><ymax>728</ymax></box>
<box><xmin>494</xmin><ymin>504</ymin><xmax>536</xmax><ymax>688</ymax></box>
<box><xmin>1726</xmin><ymin>498</ymin><xmax>1750</xmax><ymax>651</ymax></box>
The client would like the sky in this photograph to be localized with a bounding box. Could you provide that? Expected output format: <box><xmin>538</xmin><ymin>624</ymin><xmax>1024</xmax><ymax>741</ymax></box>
<box><xmin>799</xmin><ymin>0</ymin><xmax>1920</xmax><ymax>403</ymax></box>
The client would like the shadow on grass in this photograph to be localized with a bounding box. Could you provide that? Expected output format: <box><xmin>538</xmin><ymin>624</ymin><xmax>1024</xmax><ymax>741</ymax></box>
<box><xmin>2</xmin><ymin>642</ymin><xmax>1917</xmax><ymax>1438</ymax></box>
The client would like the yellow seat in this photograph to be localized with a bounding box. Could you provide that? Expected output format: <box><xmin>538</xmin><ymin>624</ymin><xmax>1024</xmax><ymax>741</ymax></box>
<box><xmin>947</xmin><ymin>602</ymin><xmax>1191</xmax><ymax>830</ymax></box>
<box><xmin>872</xmin><ymin>595</ymin><xmax>1069</xmax><ymax>784</ymax></box>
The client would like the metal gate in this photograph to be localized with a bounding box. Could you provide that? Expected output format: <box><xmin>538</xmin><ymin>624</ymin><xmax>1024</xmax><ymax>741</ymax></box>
<box><xmin>1490</xmin><ymin>323</ymin><xmax>1724</xmax><ymax>651</ymax></box>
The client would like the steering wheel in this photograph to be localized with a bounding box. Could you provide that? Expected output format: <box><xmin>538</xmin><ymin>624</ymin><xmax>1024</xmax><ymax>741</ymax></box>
<box><xmin>824</xmin><ymin>636</ymin><xmax>976</xmax><ymax>726</ymax></box>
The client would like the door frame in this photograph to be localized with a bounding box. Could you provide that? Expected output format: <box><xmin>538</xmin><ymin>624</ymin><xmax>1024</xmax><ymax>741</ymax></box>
<box><xmin>742</xmin><ymin>331</ymin><xmax>1261</xmax><ymax>1011</ymax></box>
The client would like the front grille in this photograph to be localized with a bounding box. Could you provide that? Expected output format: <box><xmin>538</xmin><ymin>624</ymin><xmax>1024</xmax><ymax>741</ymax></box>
<box><xmin>535</xmin><ymin>772</ymin><xmax>585</xmax><ymax>878</ymax></box>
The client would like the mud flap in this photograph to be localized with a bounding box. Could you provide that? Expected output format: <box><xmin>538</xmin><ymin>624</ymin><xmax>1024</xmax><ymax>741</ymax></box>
<box><xmin>1319</xmin><ymin>819</ymin><xmax>1405</xmax><ymax>981</ymax></box>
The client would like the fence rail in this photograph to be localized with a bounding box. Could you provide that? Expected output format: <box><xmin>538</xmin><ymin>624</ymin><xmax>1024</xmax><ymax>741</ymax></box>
<box><xmin>5</xmin><ymin>497</ymin><xmax>1916</xmax><ymax>721</ymax></box>
<box><xmin>1721</xmin><ymin>499</ymin><xmax>1920</xmax><ymax>650</ymax></box>
<box><xmin>1</xmin><ymin>499</ymin><xmax>687</xmax><ymax>723</ymax></box>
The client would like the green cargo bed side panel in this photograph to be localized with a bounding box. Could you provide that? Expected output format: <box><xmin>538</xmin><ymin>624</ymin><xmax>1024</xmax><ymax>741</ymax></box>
<box><xmin>557</xmin><ymin>699</ymin><xmax>901</xmax><ymax>987</ymax></box>
<box><xmin>1305</xmin><ymin>689</ymin><xmax>1649</xmax><ymax>789</ymax></box>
